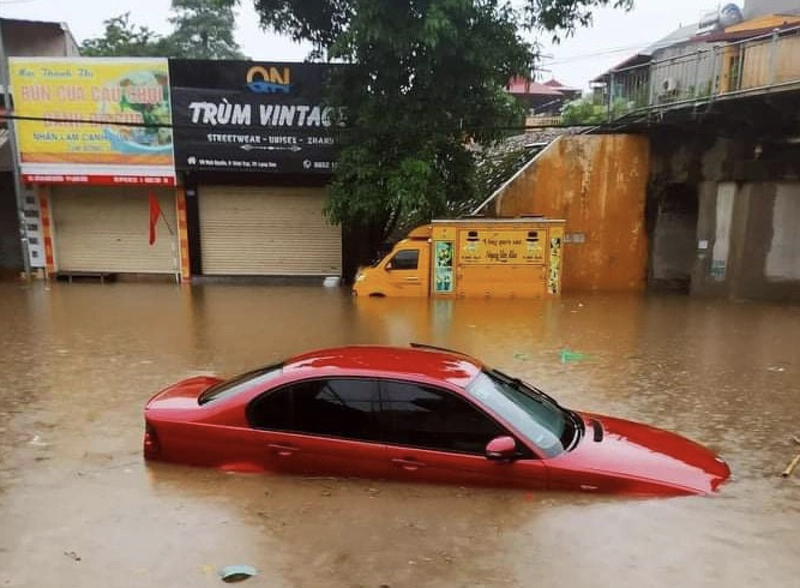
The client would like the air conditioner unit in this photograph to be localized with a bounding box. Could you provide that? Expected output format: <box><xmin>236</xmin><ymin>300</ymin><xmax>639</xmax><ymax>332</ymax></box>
<box><xmin>661</xmin><ymin>77</ymin><xmax>679</xmax><ymax>93</ymax></box>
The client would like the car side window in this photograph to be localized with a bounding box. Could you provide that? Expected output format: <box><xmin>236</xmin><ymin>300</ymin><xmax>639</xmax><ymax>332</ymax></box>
<box><xmin>389</xmin><ymin>249</ymin><xmax>419</xmax><ymax>271</ymax></box>
<box><xmin>247</xmin><ymin>378</ymin><xmax>380</xmax><ymax>442</ymax></box>
<box><xmin>380</xmin><ymin>380</ymin><xmax>507</xmax><ymax>454</ymax></box>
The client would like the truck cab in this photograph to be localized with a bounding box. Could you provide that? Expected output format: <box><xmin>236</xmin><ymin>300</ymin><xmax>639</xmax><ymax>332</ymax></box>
<box><xmin>353</xmin><ymin>226</ymin><xmax>432</xmax><ymax>297</ymax></box>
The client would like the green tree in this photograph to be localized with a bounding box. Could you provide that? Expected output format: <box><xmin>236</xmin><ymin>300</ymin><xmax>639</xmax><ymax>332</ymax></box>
<box><xmin>167</xmin><ymin>0</ymin><xmax>246</xmax><ymax>59</ymax></box>
<box><xmin>524</xmin><ymin>0</ymin><xmax>634</xmax><ymax>39</ymax></box>
<box><xmin>243</xmin><ymin>1</ymin><xmax>632</xmax><ymax>271</ymax></box>
<box><xmin>80</xmin><ymin>13</ymin><xmax>165</xmax><ymax>57</ymax></box>
<box><xmin>561</xmin><ymin>95</ymin><xmax>631</xmax><ymax>124</ymax></box>
<box><xmin>251</xmin><ymin>0</ymin><xmax>531</xmax><ymax>267</ymax></box>
<box><xmin>80</xmin><ymin>0</ymin><xmax>246</xmax><ymax>59</ymax></box>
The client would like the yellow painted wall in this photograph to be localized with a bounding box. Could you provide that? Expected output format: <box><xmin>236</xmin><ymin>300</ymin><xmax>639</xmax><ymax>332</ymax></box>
<box><xmin>493</xmin><ymin>135</ymin><xmax>649</xmax><ymax>292</ymax></box>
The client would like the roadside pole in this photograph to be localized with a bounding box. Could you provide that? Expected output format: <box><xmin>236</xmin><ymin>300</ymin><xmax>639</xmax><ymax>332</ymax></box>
<box><xmin>0</xmin><ymin>20</ymin><xmax>32</xmax><ymax>281</ymax></box>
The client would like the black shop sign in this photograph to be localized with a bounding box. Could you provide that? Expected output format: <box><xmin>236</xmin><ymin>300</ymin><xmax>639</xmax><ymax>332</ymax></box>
<box><xmin>170</xmin><ymin>60</ymin><xmax>338</xmax><ymax>174</ymax></box>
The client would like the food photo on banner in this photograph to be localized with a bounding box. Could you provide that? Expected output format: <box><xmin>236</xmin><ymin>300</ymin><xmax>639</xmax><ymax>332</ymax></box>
<box><xmin>169</xmin><ymin>60</ymin><xmax>340</xmax><ymax>175</ymax></box>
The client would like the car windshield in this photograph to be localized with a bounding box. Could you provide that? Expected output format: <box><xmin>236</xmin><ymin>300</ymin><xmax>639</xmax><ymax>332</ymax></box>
<box><xmin>198</xmin><ymin>364</ymin><xmax>283</xmax><ymax>405</ymax></box>
<box><xmin>466</xmin><ymin>370</ymin><xmax>575</xmax><ymax>458</ymax></box>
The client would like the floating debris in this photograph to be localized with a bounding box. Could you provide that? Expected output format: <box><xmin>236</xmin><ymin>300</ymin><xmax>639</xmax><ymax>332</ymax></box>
<box><xmin>781</xmin><ymin>454</ymin><xmax>800</xmax><ymax>478</ymax></box>
<box><xmin>559</xmin><ymin>348</ymin><xmax>586</xmax><ymax>363</ymax></box>
<box><xmin>29</xmin><ymin>435</ymin><xmax>49</xmax><ymax>447</ymax></box>
<box><xmin>219</xmin><ymin>565</ymin><xmax>258</xmax><ymax>583</ymax></box>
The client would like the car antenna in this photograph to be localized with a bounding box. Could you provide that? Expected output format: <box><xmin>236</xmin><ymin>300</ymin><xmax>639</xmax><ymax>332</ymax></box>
<box><xmin>410</xmin><ymin>342</ymin><xmax>472</xmax><ymax>357</ymax></box>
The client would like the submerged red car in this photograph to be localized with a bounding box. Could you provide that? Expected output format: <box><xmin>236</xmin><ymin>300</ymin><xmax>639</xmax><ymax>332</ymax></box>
<box><xmin>144</xmin><ymin>344</ymin><xmax>730</xmax><ymax>496</ymax></box>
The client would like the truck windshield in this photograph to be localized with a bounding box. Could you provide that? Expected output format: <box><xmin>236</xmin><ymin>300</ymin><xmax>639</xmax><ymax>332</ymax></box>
<box><xmin>466</xmin><ymin>370</ymin><xmax>573</xmax><ymax>458</ymax></box>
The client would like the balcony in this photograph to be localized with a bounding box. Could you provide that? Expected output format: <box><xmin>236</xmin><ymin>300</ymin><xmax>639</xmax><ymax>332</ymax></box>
<box><xmin>603</xmin><ymin>24</ymin><xmax>800</xmax><ymax>123</ymax></box>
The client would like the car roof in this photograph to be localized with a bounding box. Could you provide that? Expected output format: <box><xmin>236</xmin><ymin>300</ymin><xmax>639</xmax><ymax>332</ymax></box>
<box><xmin>281</xmin><ymin>345</ymin><xmax>484</xmax><ymax>389</ymax></box>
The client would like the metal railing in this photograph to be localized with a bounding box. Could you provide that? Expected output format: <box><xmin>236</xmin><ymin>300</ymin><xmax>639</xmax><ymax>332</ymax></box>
<box><xmin>605</xmin><ymin>24</ymin><xmax>800</xmax><ymax>121</ymax></box>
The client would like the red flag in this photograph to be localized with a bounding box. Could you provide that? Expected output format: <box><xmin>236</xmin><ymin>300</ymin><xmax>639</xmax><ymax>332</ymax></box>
<box><xmin>148</xmin><ymin>191</ymin><xmax>162</xmax><ymax>246</ymax></box>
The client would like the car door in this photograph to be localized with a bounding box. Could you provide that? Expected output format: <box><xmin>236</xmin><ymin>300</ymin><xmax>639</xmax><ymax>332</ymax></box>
<box><xmin>383</xmin><ymin>247</ymin><xmax>428</xmax><ymax>296</ymax></box>
<box><xmin>379</xmin><ymin>379</ymin><xmax>548</xmax><ymax>490</ymax></box>
<box><xmin>245</xmin><ymin>377</ymin><xmax>388</xmax><ymax>479</ymax></box>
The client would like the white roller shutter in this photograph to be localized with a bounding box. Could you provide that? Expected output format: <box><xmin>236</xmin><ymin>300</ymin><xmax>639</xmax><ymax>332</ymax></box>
<box><xmin>51</xmin><ymin>186</ymin><xmax>177</xmax><ymax>274</ymax></box>
<box><xmin>199</xmin><ymin>186</ymin><xmax>341</xmax><ymax>276</ymax></box>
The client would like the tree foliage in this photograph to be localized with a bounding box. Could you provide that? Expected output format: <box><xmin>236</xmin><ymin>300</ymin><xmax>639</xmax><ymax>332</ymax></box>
<box><xmin>253</xmin><ymin>1</ymin><xmax>531</xmax><ymax>253</ymax></box>
<box><xmin>167</xmin><ymin>0</ymin><xmax>246</xmax><ymax>59</ymax></box>
<box><xmin>524</xmin><ymin>0</ymin><xmax>634</xmax><ymax>39</ymax></box>
<box><xmin>80</xmin><ymin>0</ymin><xmax>245</xmax><ymax>59</ymax></box>
<box><xmin>560</xmin><ymin>95</ymin><xmax>630</xmax><ymax>124</ymax></box>
<box><xmin>241</xmin><ymin>0</ymin><xmax>632</xmax><ymax>271</ymax></box>
<box><xmin>80</xmin><ymin>13</ymin><xmax>166</xmax><ymax>57</ymax></box>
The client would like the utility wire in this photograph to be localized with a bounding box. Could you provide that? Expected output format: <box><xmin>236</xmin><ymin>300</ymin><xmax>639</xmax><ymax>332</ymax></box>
<box><xmin>0</xmin><ymin>111</ymin><xmax>597</xmax><ymax>132</ymax></box>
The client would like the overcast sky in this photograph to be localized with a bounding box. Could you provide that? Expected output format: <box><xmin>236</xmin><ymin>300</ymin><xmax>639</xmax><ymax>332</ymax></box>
<box><xmin>1</xmin><ymin>0</ymin><xmax>722</xmax><ymax>89</ymax></box>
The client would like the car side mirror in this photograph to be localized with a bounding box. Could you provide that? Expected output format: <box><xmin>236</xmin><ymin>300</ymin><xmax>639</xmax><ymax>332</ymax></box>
<box><xmin>485</xmin><ymin>436</ymin><xmax>517</xmax><ymax>462</ymax></box>
<box><xmin>385</xmin><ymin>262</ymin><xmax>393</xmax><ymax>271</ymax></box>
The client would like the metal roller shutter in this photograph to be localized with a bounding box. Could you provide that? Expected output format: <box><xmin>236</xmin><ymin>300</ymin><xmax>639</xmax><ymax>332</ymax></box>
<box><xmin>199</xmin><ymin>186</ymin><xmax>342</xmax><ymax>276</ymax></box>
<box><xmin>51</xmin><ymin>186</ymin><xmax>178</xmax><ymax>274</ymax></box>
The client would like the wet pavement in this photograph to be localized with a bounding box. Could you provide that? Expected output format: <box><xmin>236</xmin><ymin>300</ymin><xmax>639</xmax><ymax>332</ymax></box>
<box><xmin>0</xmin><ymin>281</ymin><xmax>798</xmax><ymax>588</ymax></box>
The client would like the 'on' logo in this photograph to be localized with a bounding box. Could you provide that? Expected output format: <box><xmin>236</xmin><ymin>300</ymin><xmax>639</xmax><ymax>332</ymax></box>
<box><xmin>246</xmin><ymin>66</ymin><xmax>291</xmax><ymax>94</ymax></box>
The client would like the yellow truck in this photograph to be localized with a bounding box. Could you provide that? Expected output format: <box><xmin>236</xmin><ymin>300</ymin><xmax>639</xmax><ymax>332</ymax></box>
<box><xmin>352</xmin><ymin>218</ymin><xmax>565</xmax><ymax>298</ymax></box>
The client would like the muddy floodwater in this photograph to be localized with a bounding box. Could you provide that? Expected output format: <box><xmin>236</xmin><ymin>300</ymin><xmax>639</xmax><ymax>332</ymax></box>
<box><xmin>1</xmin><ymin>281</ymin><xmax>799</xmax><ymax>588</ymax></box>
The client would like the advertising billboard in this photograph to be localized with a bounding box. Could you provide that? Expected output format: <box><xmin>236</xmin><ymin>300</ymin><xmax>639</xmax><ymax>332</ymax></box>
<box><xmin>9</xmin><ymin>57</ymin><xmax>175</xmax><ymax>186</ymax></box>
<box><xmin>170</xmin><ymin>60</ymin><xmax>338</xmax><ymax>174</ymax></box>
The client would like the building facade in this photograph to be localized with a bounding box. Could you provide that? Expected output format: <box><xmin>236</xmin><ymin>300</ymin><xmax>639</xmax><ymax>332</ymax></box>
<box><xmin>171</xmin><ymin>60</ymin><xmax>341</xmax><ymax>280</ymax></box>
<box><xmin>0</xmin><ymin>18</ymin><xmax>79</xmax><ymax>276</ymax></box>
<box><xmin>9</xmin><ymin>58</ymin><xmax>343</xmax><ymax>281</ymax></box>
<box><xmin>592</xmin><ymin>3</ymin><xmax>800</xmax><ymax>300</ymax></box>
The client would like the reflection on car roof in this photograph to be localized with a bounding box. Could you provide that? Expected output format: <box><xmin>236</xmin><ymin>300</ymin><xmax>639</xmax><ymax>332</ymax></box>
<box><xmin>282</xmin><ymin>345</ymin><xmax>483</xmax><ymax>389</ymax></box>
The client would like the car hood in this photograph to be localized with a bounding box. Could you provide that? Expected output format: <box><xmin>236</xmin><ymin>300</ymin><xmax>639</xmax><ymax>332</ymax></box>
<box><xmin>553</xmin><ymin>412</ymin><xmax>730</xmax><ymax>495</ymax></box>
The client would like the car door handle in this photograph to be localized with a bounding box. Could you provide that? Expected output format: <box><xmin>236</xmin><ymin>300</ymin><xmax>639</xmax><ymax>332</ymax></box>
<box><xmin>391</xmin><ymin>457</ymin><xmax>426</xmax><ymax>471</ymax></box>
<box><xmin>268</xmin><ymin>443</ymin><xmax>299</xmax><ymax>457</ymax></box>
<box><xmin>404</xmin><ymin>277</ymin><xmax>419</xmax><ymax>282</ymax></box>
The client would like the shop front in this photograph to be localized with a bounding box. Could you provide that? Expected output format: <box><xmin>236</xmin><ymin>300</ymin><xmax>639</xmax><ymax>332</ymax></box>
<box><xmin>10</xmin><ymin>57</ymin><xmax>185</xmax><ymax>280</ymax></box>
<box><xmin>171</xmin><ymin>60</ymin><xmax>341</xmax><ymax>278</ymax></box>
<box><xmin>46</xmin><ymin>184</ymin><xmax>178</xmax><ymax>275</ymax></box>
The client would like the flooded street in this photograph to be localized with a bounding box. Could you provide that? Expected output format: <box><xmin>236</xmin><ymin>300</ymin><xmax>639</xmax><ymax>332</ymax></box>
<box><xmin>1</xmin><ymin>281</ymin><xmax>799</xmax><ymax>588</ymax></box>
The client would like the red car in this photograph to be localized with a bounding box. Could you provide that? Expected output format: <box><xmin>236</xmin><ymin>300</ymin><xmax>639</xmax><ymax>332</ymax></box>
<box><xmin>144</xmin><ymin>344</ymin><xmax>730</xmax><ymax>496</ymax></box>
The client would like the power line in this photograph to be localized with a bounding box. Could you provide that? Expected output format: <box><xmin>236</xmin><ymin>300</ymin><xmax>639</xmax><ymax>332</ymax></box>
<box><xmin>539</xmin><ymin>43</ymin><xmax>651</xmax><ymax>66</ymax></box>
<box><xmin>0</xmin><ymin>111</ymin><xmax>596</xmax><ymax>133</ymax></box>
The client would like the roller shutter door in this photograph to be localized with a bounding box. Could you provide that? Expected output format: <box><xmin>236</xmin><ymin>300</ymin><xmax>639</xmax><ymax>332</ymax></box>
<box><xmin>51</xmin><ymin>186</ymin><xmax>177</xmax><ymax>274</ymax></box>
<box><xmin>199</xmin><ymin>186</ymin><xmax>342</xmax><ymax>276</ymax></box>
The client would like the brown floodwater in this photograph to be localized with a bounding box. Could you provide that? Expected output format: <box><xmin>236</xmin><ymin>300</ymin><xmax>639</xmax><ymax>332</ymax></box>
<box><xmin>0</xmin><ymin>281</ymin><xmax>798</xmax><ymax>588</ymax></box>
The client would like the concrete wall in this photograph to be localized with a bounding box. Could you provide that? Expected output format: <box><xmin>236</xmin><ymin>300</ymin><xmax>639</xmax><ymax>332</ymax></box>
<box><xmin>490</xmin><ymin>135</ymin><xmax>650</xmax><ymax>292</ymax></box>
<box><xmin>651</xmin><ymin>132</ymin><xmax>800</xmax><ymax>301</ymax></box>
<box><xmin>0</xmin><ymin>20</ymin><xmax>79</xmax><ymax>57</ymax></box>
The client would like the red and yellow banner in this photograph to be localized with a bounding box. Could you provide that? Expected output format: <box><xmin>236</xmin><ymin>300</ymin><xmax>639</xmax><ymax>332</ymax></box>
<box><xmin>9</xmin><ymin>58</ymin><xmax>175</xmax><ymax>185</ymax></box>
